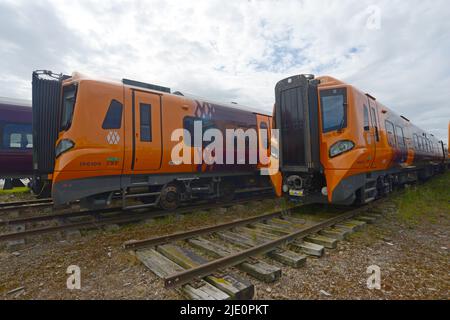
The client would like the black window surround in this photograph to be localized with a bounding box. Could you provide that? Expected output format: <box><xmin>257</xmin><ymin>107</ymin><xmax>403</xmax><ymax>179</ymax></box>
<box><xmin>140</xmin><ymin>103</ymin><xmax>152</xmax><ymax>142</ymax></box>
<box><xmin>320</xmin><ymin>88</ymin><xmax>347</xmax><ymax>133</ymax></box>
<box><xmin>102</xmin><ymin>99</ymin><xmax>123</xmax><ymax>129</ymax></box>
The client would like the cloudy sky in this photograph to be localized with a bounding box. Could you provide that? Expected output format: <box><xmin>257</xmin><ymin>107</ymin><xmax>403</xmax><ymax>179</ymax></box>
<box><xmin>0</xmin><ymin>0</ymin><xmax>449</xmax><ymax>141</ymax></box>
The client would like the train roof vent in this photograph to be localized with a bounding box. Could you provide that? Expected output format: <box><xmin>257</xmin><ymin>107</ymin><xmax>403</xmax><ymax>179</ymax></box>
<box><xmin>365</xmin><ymin>93</ymin><xmax>377</xmax><ymax>100</ymax></box>
<box><xmin>400</xmin><ymin>116</ymin><xmax>410</xmax><ymax>122</ymax></box>
<box><xmin>123</xmin><ymin>78</ymin><xmax>171</xmax><ymax>93</ymax></box>
<box><xmin>173</xmin><ymin>91</ymin><xmax>184</xmax><ymax>96</ymax></box>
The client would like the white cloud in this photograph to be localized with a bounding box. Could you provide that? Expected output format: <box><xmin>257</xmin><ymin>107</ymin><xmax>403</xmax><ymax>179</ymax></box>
<box><xmin>0</xmin><ymin>0</ymin><xmax>449</xmax><ymax>141</ymax></box>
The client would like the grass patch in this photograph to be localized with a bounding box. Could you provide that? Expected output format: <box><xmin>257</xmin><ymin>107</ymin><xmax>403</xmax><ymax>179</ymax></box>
<box><xmin>0</xmin><ymin>187</ymin><xmax>30</xmax><ymax>194</ymax></box>
<box><xmin>392</xmin><ymin>171</ymin><xmax>450</xmax><ymax>224</ymax></box>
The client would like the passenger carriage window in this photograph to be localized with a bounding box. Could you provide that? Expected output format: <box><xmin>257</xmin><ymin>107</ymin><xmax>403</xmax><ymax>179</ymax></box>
<box><xmin>183</xmin><ymin>116</ymin><xmax>216</xmax><ymax>147</ymax></box>
<box><xmin>413</xmin><ymin>134</ymin><xmax>419</xmax><ymax>150</ymax></box>
<box><xmin>102</xmin><ymin>100</ymin><xmax>123</xmax><ymax>129</ymax></box>
<box><xmin>385</xmin><ymin>121</ymin><xmax>396</xmax><ymax>147</ymax></box>
<box><xmin>2</xmin><ymin>124</ymin><xmax>32</xmax><ymax>149</ymax></box>
<box><xmin>26</xmin><ymin>134</ymin><xmax>33</xmax><ymax>148</ymax></box>
<box><xmin>140</xmin><ymin>103</ymin><xmax>152</xmax><ymax>142</ymax></box>
<box><xmin>9</xmin><ymin>133</ymin><xmax>22</xmax><ymax>148</ymax></box>
<box><xmin>363</xmin><ymin>105</ymin><xmax>370</xmax><ymax>131</ymax></box>
<box><xmin>395</xmin><ymin>126</ymin><xmax>406</xmax><ymax>148</ymax></box>
<box><xmin>320</xmin><ymin>88</ymin><xmax>347</xmax><ymax>133</ymax></box>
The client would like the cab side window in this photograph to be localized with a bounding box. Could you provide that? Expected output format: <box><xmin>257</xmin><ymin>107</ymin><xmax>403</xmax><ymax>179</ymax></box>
<box><xmin>363</xmin><ymin>105</ymin><xmax>370</xmax><ymax>131</ymax></box>
<box><xmin>102</xmin><ymin>100</ymin><xmax>123</xmax><ymax>129</ymax></box>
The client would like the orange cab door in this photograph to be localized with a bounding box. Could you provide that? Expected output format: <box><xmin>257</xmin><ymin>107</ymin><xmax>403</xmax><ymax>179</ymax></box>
<box><xmin>132</xmin><ymin>91</ymin><xmax>162</xmax><ymax>171</ymax></box>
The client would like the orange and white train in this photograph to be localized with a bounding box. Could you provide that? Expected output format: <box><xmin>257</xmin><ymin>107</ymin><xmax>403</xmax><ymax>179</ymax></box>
<box><xmin>31</xmin><ymin>71</ymin><xmax>448</xmax><ymax>209</ymax></box>
<box><xmin>31</xmin><ymin>71</ymin><xmax>272</xmax><ymax>209</ymax></box>
<box><xmin>272</xmin><ymin>75</ymin><xmax>448</xmax><ymax>205</ymax></box>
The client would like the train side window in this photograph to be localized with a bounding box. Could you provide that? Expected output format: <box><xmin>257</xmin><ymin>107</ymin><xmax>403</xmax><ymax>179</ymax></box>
<box><xmin>139</xmin><ymin>103</ymin><xmax>152</xmax><ymax>142</ymax></box>
<box><xmin>370</xmin><ymin>107</ymin><xmax>380</xmax><ymax>141</ymax></box>
<box><xmin>2</xmin><ymin>124</ymin><xmax>32</xmax><ymax>149</ymax></box>
<box><xmin>183</xmin><ymin>117</ymin><xmax>195</xmax><ymax>147</ymax></box>
<box><xmin>183</xmin><ymin>117</ymin><xmax>216</xmax><ymax>147</ymax></box>
<box><xmin>9</xmin><ymin>133</ymin><xmax>22</xmax><ymax>148</ymax></box>
<box><xmin>413</xmin><ymin>134</ymin><xmax>419</xmax><ymax>150</ymax></box>
<box><xmin>395</xmin><ymin>126</ymin><xmax>406</xmax><ymax>148</ymax></box>
<box><xmin>363</xmin><ymin>105</ymin><xmax>370</xmax><ymax>131</ymax></box>
<box><xmin>26</xmin><ymin>134</ymin><xmax>33</xmax><ymax>148</ymax></box>
<box><xmin>385</xmin><ymin>120</ymin><xmax>396</xmax><ymax>147</ymax></box>
<box><xmin>102</xmin><ymin>100</ymin><xmax>123</xmax><ymax>129</ymax></box>
<box><xmin>419</xmin><ymin>137</ymin><xmax>424</xmax><ymax>151</ymax></box>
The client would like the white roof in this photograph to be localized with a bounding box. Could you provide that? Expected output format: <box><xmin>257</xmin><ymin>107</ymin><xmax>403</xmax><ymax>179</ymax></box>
<box><xmin>175</xmin><ymin>92</ymin><xmax>272</xmax><ymax>116</ymax></box>
<box><xmin>0</xmin><ymin>96</ymin><xmax>32</xmax><ymax>107</ymax></box>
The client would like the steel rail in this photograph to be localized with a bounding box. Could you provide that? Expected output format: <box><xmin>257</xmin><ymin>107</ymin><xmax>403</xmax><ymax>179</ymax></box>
<box><xmin>0</xmin><ymin>194</ymin><xmax>274</xmax><ymax>242</ymax></box>
<box><xmin>0</xmin><ymin>198</ymin><xmax>52</xmax><ymax>208</ymax></box>
<box><xmin>0</xmin><ymin>207</ymin><xmax>121</xmax><ymax>227</ymax></box>
<box><xmin>163</xmin><ymin>205</ymin><xmax>371</xmax><ymax>288</ymax></box>
<box><xmin>0</xmin><ymin>202</ymin><xmax>53</xmax><ymax>213</ymax></box>
<box><xmin>123</xmin><ymin>207</ymin><xmax>295</xmax><ymax>250</ymax></box>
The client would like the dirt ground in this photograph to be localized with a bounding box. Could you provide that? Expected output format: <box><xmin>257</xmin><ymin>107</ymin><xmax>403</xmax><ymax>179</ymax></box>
<box><xmin>0</xmin><ymin>175</ymin><xmax>448</xmax><ymax>300</ymax></box>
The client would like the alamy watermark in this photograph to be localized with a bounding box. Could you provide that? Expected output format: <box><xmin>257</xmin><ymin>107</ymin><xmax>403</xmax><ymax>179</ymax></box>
<box><xmin>170</xmin><ymin>121</ymin><xmax>280</xmax><ymax>176</ymax></box>
<box><xmin>365</xmin><ymin>5</ymin><xmax>381</xmax><ymax>30</ymax></box>
<box><xmin>66</xmin><ymin>265</ymin><xmax>81</xmax><ymax>290</ymax></box>
<box><xmin>366</xmin><ymin>265</ymin><xmax>381</xmax><ymax>290</ymax></box>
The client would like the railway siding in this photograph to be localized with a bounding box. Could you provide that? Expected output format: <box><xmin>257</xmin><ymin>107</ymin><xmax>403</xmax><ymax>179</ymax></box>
<box><xmin>126</xmin><ymin>204</ymin><xmax>384</xmax><ymax>300</ymax></box>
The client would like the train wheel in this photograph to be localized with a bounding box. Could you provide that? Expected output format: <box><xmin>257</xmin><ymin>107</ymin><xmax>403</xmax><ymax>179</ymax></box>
<box><xmin>218</xmin><ymin>181</ymin><xmax>235</xmax><ymax>203</ymax></box>
<box><xmin>159</xmin><ymin>184</ymin><xmax>180</xmax><ymax>210</ymax></box>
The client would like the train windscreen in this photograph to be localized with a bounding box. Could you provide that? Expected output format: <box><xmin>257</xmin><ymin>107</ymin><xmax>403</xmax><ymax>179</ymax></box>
<box><xmin>320</xmin><ymin>88</ymin><xmax>347</xmax><ymax>133</ymax></box>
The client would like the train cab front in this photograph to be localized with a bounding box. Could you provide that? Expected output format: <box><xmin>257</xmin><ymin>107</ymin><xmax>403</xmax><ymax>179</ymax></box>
<box><xmin>274</xmin><ymin>74</ymin><xmax>326</xmax><ymax>204</ymax></box>
<box><xmin>274</xmin><ymin>75</ymin><xmax>363</xmax><ymax>205</ymax></box>
<box><xmin>32</xmin><ymin>70</ymin><xmax>124</xmax><ymax>207</ymax></box>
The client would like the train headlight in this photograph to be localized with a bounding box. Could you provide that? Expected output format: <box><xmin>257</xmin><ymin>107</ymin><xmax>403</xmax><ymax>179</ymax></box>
<box><xmin>329</xmin><ymin>140</ymin><xmax>355</xmax><ymax>158</ymax></box>
<box><xmin>55</xmin><ymin>139</ymin><xmax>75</xmax><ymax>158</ymax></box>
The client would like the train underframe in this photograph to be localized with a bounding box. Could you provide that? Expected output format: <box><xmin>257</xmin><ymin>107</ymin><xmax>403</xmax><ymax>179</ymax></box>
<box><xmin>50</xmin><ymin>172</ymin><xmax>272</xmax><ymax>210</ymax></box>
<box><xmin>283</xmin><ymin>162</ymin><xmax>447</xmax><ymax>206</ymax></box>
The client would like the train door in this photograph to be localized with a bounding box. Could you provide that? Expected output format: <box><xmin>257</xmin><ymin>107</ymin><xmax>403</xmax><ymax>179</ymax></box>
<box><xmin>367</xmin><ymin>97</ymin><xmax>379</xmax><ymax>168</ymax></box>
<box><xmin>132</xmin><ymin>91</ymin><xmax>162</xmax><ymax>171</ymax></box>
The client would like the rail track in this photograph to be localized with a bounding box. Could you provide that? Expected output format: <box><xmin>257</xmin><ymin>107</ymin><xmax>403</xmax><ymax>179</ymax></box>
<box><xmin>0</xmin><ymin>198</ymin><xmax>53</xmax><ymax>213</ymax></box>
<box><xmin>123</xmin><ymin>202</ymin><xmax>383</xmax><ymax>300</ymax></box>
<box><xmin>0</xmin><ymin>191</ymin><xmax>275</xmax><ymax>243</ymax></box>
